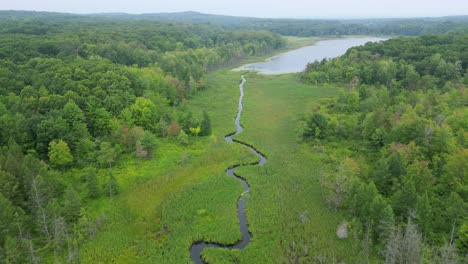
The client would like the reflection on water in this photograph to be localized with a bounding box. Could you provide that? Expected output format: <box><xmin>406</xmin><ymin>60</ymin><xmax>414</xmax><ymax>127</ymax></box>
<box><xmin>236</xmin><ymin>37</ymin><xmax>387</xmax><ymax>74</ymax></box>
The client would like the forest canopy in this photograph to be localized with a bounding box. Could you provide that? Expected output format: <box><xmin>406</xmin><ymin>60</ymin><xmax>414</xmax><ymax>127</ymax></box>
<box><xmin>300</xmin><ymin>32</ymin><xmax>467</xmax><ymax>262</ymax></box>
<box><xmin>0</xmin><ymin>11</ymin><xmax>285</xmax><ymax>262</ymax></box>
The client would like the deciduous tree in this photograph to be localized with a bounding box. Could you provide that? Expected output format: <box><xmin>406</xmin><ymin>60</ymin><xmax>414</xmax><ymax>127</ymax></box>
<box><xmin>48</xmin><ymin>140</ymin><xmax>73</xmax><ymax>168</ymax></box>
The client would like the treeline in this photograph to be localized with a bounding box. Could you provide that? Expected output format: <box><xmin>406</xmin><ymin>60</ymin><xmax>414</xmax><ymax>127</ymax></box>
<box><xmin>299</xmin><ymin>33</ymin><xmax>467</xmax><ymax>262</ymax></box>
<box><xmin>237</xmin><ymin>18</ymin><xmax>468</xmax><ymax>37</ymax></box>
<box><xmin>0</xmin><ymin>11</ymin><xmax>285</xmax><ymax>81</ymax></box>
<box><xmin>303</xmin><ymin>33</ymin><xmax>468</xmax><ymax>85</ymax></box>
<box><xmin>0</xmin><ymin>12</ymin><xmax>285</xmax><ymax>262</ymax></box>
<box><xmin>95</xmin><ymin>11</ymin><xmax>468</xmax><ymax>37</ymax></box>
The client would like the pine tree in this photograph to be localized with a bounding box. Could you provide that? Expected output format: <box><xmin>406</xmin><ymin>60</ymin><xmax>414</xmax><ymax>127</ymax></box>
<box><xmin>85</xmin><ymin>168</ymin><xmax>100</xmax><ymax>199</ymax></box>
<box><xmin>0</xmin><ymin>193</ymin><xmax>17</xmax><ymax>245</ymax></box>
<box><xmin>62</xmin><ymin>187</ymin><xmax>81</xmax><ymax>223</ymax></box>
<box><xmin>416</xmin><ymin>192</ymin><xmax>432</xmax><ymax>235</ymax></box>
<box><xmin>0</xmin><ymin>170</ymin><xmax>18</xmax><ymax>201</ymax></box>
<box><xmin>4</xmin><ymin>235</ymin><xmax>25</xmax><ymax>264</ymax></box>
<box><xmin>177</xmin><ymin>130</ymin><xmax>189</xmax><ymax>146</ymax></box>
<box><xmin>97</xmin><ymin>142</ymin><xmax>117</xmax><ymax>168</ymax></box>
<box><xmin>141</xmin><ymin>131</ymin><xmax>158</xmax><ymax>158</ymax></box>
<box><xmin>200</xmin><ymin>111</ymin><xmax>212</xmax><ymax>136</ymax></box>
<box><xmin>104</xmin><ymin>172</ymin><xmax>119</xmax><ymax>197</ymax></box>
<box><xmin>392</xmin><ymin>178</ymin><xmax>417</xmax><ymax>220</ymax></box>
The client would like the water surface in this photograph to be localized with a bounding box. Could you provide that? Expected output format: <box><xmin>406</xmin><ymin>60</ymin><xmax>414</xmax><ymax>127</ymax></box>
<box><xmin>236</xmin><ymin>37</ymin><xmax>386</xmax><ymax>74</ymax></box>
<box><xmin>189</xmin><ymin>75</ymin><xmax>267</xmax><ymax>263</ymax></box>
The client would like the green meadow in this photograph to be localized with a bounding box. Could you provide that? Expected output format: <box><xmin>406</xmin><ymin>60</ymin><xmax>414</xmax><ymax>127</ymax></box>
<box><xmin>2</xmin><ymin>11</ymin><xmax>466</xmax><ymax>264</ymax></box>
<box><xmin>202</xmin><ymin>72</ymin><xmax>372</xmax><ymax>263</ymax></box>
<box><xmin>76</xmin><ymin>69</ymin><xmax>374</xmax><ymax>263</ymax></box>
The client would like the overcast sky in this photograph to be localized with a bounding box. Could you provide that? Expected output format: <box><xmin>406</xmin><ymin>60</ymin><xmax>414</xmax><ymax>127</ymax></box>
<box><xmin>1</xmin><ymin>0</ymin><xmax>467</xmax><ymax>18</ymax></box>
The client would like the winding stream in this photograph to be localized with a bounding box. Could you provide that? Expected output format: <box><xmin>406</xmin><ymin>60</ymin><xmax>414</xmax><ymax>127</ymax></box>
<box><xmin>189</xmin><ymin>38</ymin><xmax>388</xmax><ymax>262</ymax></box>
<box><xmin>189</xmin><ymin>75</ymin><xmax>267</xmax><ymax>263</ymax></box>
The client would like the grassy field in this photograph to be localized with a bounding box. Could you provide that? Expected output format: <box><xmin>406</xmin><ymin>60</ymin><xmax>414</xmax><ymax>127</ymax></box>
<box><xmin>200</xmin><ymin>72</ymin><xmax>374</xmax><ymax>263</ymax></box>
<box><xmin>77</xmin><ymin>72</ymin><xmax>258</xmax><ymax>263</ymax></box>
<box><xmin>78</xmin><ymin>70</ymin><xmax>374</xmax><ymax>263</ymax></box>
<box><xmin>76</xmin><ymin>38</ymin><xmax>374</xmax><ymax>263</ymax></box>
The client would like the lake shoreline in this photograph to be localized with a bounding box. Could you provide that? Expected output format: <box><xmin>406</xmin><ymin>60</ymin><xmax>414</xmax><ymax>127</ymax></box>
<box><xmin>233</xmin><ymin>36</ymin><xmax>388</xmax><ymax>74</ymax></box>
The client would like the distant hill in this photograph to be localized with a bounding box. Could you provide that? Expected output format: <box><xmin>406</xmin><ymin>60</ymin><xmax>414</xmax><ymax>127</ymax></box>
<box><xmin>85</xmin><ymin>11</ymin><xmax>468</xmax><ymax>36</ymax></box>
<box><xmin>87</xmin><ymin>11</ymin><xmax>261</xmax><ymax>25</ymax></box>
<box><xmin>86</xmin><ymin>11</ymin><xmax>468</xmax><ymax>24</ymax></box>
<box><xmin>1</xmin><ymin>10</ymin><xmax>468</xmax><ymax>36</ymax></box>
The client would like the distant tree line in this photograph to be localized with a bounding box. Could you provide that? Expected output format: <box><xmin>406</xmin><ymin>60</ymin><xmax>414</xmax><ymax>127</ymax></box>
<box><xmin>78</xmin><ymin>10</ymin><xmax>468</xmax><ymax>37</ymax></box>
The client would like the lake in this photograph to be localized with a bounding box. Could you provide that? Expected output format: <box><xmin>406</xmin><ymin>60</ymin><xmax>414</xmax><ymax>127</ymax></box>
<box><xmin>235</xmin><ymin>37</ymin><xmax>387</xmax><ymax>74</ymax></box>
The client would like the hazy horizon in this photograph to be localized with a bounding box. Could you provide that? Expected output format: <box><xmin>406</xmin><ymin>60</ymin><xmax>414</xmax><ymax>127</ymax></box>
<box><xmin>1</xmin><ymin>0</ymin><xmax>468</xmax><ymax>19</ymax></box>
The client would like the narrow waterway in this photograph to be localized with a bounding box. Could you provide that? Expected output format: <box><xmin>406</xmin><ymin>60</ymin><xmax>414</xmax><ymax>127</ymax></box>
<box><xmin>189</xmin><ymin>75</ymin><xmax>267</xmax><ymax>263</ymax></box>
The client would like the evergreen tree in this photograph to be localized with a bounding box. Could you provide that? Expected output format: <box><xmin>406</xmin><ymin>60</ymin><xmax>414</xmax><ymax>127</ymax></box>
<box><xmin>416</xmin><ymin>192</ymin><xmax>432</xmax><ymax>235</ymax></box>
<box><xmin>97</xmin><ymin>142</ymin><xmax>117</xmax><ymax>168</ymax></box>
<box><xmin>140</xmin><ymin>131</ymin><xmax>158</xmax><ymax>158</ymax></box>
<box><xmin>4</xmin><ymin>235</ymin><xmax>25</xmax><ymax>264</ymax></box>
<box><xmin>177</xmin><ymin>130</ymin><xmax>189</xmax><ymax>146</ymax></box>
<box><xmin>0</xmin><ymin>193</ymin><xmax>18</xmax><ymax>245</ymax></box>
<box><xmin>85</xmin><ymin>168</ymin><xmax>100</xmax><ymax>199</ymax></box>
<box><xmin>104</xmin><ymin>172</ymin><xmax>119</xmax><ymax>197</ymax></box>
<box><xmin>371</xmin><ymin>199</ymin><xmax>395</xmax><ymax>242</ymax></box>
<box><xmin>200</xmin><ymin>111</ymin><xmax>212</xmax><ymax>136</ymax></box>
<box><xmin>62</xmin><ymin>187</ymin><xmax>81</xmax><ymax>223</ymax></box>
<box><xmin>0</xmin><ymin>170</ymin><xmax>18</xmax><ymax>202</ymax></box>
<box><xmin>388</xmin><ymin>151</ymin><xmax>406</xmax><ymax>180</ymax></box>
<box><xmin>392</xmin><ymin>178</ymin><xmax>417</xmax><ymax>220</ymax></box>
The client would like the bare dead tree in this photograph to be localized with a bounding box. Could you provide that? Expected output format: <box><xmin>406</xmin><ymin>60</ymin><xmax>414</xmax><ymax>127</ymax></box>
<box><xmin>31</xmin><ymin>176</ymin><xmax>51</xmax><ymax>243</ymax></box>
<box><xmin>384</xmin><ymin>218</ymin><xmax>422</xmax><ymax>264</ymax></box>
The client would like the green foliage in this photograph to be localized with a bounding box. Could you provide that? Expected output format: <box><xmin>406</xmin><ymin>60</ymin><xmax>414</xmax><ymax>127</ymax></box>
<box><xmin>130</xmin><ymin>97</ymin><xmax>159</xmax><ymax>131</ymax></box>
<box><xmin>63</xmin><ymin>100</ymin><xmax>85</xmax><ymax>125</ymax></box>
<box><xmin>62</xmin><ymin>187</ymin><xmax>81</xmax><ymax>223</ymax></box>
<box><xmin>0</xmin><ymin>11</ymin><xmax>290</xmax><ymax>262</ymax></box>
<box><xmin>302</xmin><ymin>112</ymin><xmax>328</xmax><ymax>140</ymax></box>
<box><xmin>189</xmin><ymin>126</ymin><xmax>201</xmax><ymax>137</ymax></box>
<box><xmin>140</xmin><ymin>131</ymin><xmax>158</xmax><ymax>158</ymax></box>
<box><xmin>3</xmin><ymin>235</ymin><xmax>25</xmax><ymax>264</ymax></box>
<box><xmin>0</xmin><ymin>170</ymin><xmax>18</xmax><ymax>201</ymax></box>
<box><xmin>200</xmin><ymin>111</ymin><xmax>212</xmax><ymax>136</ymax></box>
<box><xmin>116</xmin><ymin>11</ymin><xmax>468</xmax><ymax>37</ymax></box>
<box><xmin>303</xmin><ymin>33</ymin><xmax>468</xmax><ymax>87</ymax></box>
<box><xmin>457</xmin><ymin>222</ymin><xmax>468</xmax><ymax>253</ymax></box>
<box><xmin>299</xmin><ymin>33</ymin><xmax>468</xmax><ymax>260</ymax></box>
<box><xmin>85</xmin><ymin>168</ymin><xmax>100</xmax><ymax>199</ymax></box>
<box><xmin>337</xmin><ymin>90</ymin><xmax>360</xmax><ymax>112</ymax></box>
<box><xmin>0</xmin><ymin>193</ymin><xmax>19</xmax><ymax>245</ymax></box>
<box><xmin>48</xmin><ymin>139</ymin><xmax>73</xmax><ymax>168</ymax></box>
<box><xmin>97</xmin><ymin>142</ymin><xmax>117</xmax><ymax>168</ymax></box>
<box><xmin>1</xmin><ymin>10</ymin><xmax>466</xmax><ymax>264</ymax></box>
<box><xmin>104</xmin><ymin>172</ymin><xmax>119</xmax><ymax>197</ymax></box>
<box><xmin>370</xmin><ymin>196</ymin><xmax>394</xmax><ymax>242</ymax></box>
<box><xmin>177</xmin><ymin>130</ymin><xmax>189</xmax><ymax>146</ymax></box>
<box><xmin>321</xmin><ymin>157</ymin><xmax>360</xmax><ymax>210</ymax></box>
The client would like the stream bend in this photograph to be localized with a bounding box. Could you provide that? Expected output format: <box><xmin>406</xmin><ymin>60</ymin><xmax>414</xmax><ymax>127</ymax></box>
<box><xmin>189</xmin><ymin>75</ymin><xmax>267</xmax><ymax>263</ymax></box>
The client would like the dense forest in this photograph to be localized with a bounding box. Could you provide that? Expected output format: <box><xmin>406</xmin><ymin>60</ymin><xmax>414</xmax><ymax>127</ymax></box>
<box><xmin>237</xmin><ymin>17</ymin><xmax>468</xmax><ymax>37</ymax></box>
<box><xmin>1</xmin><ymin>10</ymin><xmax>467</xmax><ymax>263</ymax></box>
<box><xmin>300</xmin><ymin>33</ymin><xmax>467</xmax><ymax>262</ymax></box>
<box><xmin>93</xmin><ymin>11</ymin><xmax>468</xmax><ymax>37</ymax></box>
<box><xmin>0</xmin><ymin>11</ymin><xmax>285</xmax><ymax>262</ymax></box>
